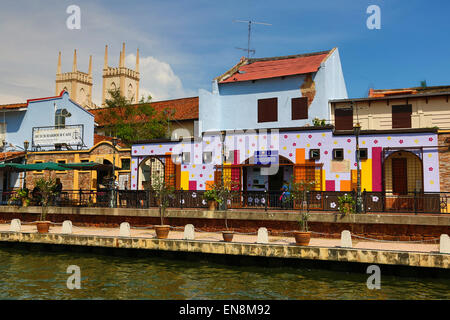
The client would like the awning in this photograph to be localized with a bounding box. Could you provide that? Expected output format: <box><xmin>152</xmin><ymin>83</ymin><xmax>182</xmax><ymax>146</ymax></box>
<box><xmin>0</xmin><ymin>161</ymin><xmax>121</xmax><ymax>171</ymax></box>
<box><xmin>60</xmin><ymin>162</ymin><xmax>121</xmax><ymax>170</ymax></box>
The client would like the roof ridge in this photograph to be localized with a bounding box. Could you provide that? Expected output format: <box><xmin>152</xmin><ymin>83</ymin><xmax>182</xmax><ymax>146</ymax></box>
<box><xmin>247</xmin><ymin>49</ymin><xmax>331</xmax><ymax>64</ymax></box>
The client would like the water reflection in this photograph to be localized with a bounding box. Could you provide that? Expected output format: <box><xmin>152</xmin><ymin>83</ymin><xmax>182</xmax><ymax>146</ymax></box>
<box><xmin>0</xmin><ymin>247</ymin><xmax>448</xmax><ymax>300</ymax></box>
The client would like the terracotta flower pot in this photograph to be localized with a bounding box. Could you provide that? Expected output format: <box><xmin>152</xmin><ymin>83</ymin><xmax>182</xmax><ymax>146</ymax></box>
<box><xmin>36</xmin><ymin>221</ymin><xmax>51</xmax><ymax>234</ymax></box>
<box><xmin>154</xmin><ymin>225</ymin><xmax>171</xmax><ymax>239</ymax></box>
<box><xmin>222</xmin><ymin>231</ymin><xmax>234</xmax><ymax>242</ymax></box>
<box><xmin>293</xmin><ymin>231</ymin><xmax>311</xmax><ymax>246</ymax></box>
<box><xmin>343</xmin><ymin>203</ymin><xmax>352</xmax><ymax>214</ymax></box>
<box><xmin>208</xmin><ymin>200</ymin><xmax>217</xmax><ymax>211</ymax></box>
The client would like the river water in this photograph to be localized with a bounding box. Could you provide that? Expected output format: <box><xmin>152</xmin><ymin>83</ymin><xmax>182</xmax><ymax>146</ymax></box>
<box><xmin>0</xmin><ymin>246</ymin><xmax>449</xmax><ymax>300</ymax></box>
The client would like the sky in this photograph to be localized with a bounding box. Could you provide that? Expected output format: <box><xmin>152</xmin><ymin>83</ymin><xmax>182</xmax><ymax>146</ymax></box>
<box><xmin>0</xmin><ymin>0</ymin><xmax>449</xmax><ymax>105</ymax></box>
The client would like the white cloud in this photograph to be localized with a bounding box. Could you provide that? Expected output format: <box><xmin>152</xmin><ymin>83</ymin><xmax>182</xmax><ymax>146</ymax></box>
<box><xmin>0</xmin><ymin>93</ymin><xmax>27</xmax><ymax>104</ymax></box>
<box><xmin>126</xmin><ymin>54</ymin><xmax>196</xmax><ymax>102</ymax></box>
<box><xmin>0</xmin><ymin>1</ymin><xmax>198</xmax><ymax>106</ymax></box>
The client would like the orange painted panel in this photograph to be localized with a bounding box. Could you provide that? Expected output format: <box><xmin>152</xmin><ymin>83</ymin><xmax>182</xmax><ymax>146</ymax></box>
<box><xmin>295</xmin><ymin>148</ymin><xmax>305</xmax><ymax>164</ymax></box>
<box><xmin>205</xmin><ymin>181</ymin><xmax>215</xmax><ymax>190</ymax></box>
<box><xmin>340</xmin><ymin>180</ymin><xmax>352</xmax><ymax>191</ymax></box>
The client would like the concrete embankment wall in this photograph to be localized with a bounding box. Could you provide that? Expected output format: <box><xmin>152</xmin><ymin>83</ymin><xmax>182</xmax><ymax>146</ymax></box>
<box><xmin>0</xmin><ymin>231</ymin><xmax>449</xmax><ymax>276</ymax></box>
<box><xmin>0</xmin><ymin>206</ymin><xmax>449</xmax><ymax>242</ymax></box>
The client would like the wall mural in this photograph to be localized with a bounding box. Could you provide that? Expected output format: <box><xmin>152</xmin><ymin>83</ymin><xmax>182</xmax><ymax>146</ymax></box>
<box><xmin>130</xmin><ymin>129</ymin><xmax>439</xmax><ymax>193</ymax></box>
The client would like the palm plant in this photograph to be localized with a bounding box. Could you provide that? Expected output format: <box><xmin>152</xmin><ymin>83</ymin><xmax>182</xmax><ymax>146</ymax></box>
<box><xmin>150</xmin><ymin>173</ymin><xmax>175</xmax><ymax>226</ymax></box>
<box><xmin>34</xmin><ymin>177</ymin><xmax>57</xmax><ymax>221</ymax></box>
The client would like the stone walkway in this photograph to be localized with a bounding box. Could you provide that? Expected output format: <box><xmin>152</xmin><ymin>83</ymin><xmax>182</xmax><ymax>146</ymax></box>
<box><xmin>0</xmin><ymin>223</ymin><xmax>441</xmax><ymax>254</ymax></box>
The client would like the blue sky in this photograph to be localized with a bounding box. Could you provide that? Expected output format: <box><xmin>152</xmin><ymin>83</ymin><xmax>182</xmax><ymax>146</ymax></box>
<box><xmin>0</xmin><ymin>0</ymin><xmax>449</xmax><ymax>104</ymax></box>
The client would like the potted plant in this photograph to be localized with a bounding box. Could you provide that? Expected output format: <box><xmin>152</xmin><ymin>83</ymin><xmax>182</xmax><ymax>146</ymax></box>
<box><xmin>293</xmin><ymin>212</ymin><xmax>311</xmax><ymax>246</ymax></box>
<box><xmin>8</xmin><ymin>188</ymin><xmax>30</xmax><ymax>207</ymax></box>
<box><xmin>33</xmin><ymin>177</ymin><xmax>58</xmax><ymax>233</ymax></box>
<box><xmin>312</xmin><ymin>117</ymin><xmax>326</xmax><ymax>127</ymax></box>
<box><xmin>151</xmin><ymin>173</ymin><xmax>175</xmax><ymax>239</ymax></box>
<box><xmin>203</xmin><ymin>189</ymin><xmax>220</xmax><ymax>211</ymax></box>
<box><xmin>219</xmin><ymin>180</ymin><xmax>240</xmax><ymax>242</ymax></box>
<box><xmin>207</xmin><ymin>180</ymin><xmax>236</xmax><ymax>241</ymax></box>
<box><xmin>286</xmin><ymin>179</ymin><xmax>315</xmax><ymax>245</ymax></box>
<box><xmin>338</xmin><ymin>194</ymin><xmax>355</xmax><ymax>215</ymax></box>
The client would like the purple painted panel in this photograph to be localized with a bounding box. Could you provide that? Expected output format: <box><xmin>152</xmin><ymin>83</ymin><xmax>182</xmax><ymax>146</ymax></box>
<box><xmin>372</xmin><ymin>147</ymin><xmax>382</xmax><ymax>192</ymax></box>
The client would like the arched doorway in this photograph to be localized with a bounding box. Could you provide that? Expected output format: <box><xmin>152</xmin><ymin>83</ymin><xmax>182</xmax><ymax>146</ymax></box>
<box><xmin>383</xmin><ymin>150</ymin><xmax>423</xmax><ymax>195</ymax></box>
<box><xmin>138</xmin><ymin>156</ymin><xmax>165</xmax><ymax>190</ymax></box>
<box><xmin>383</xmin><ymin>150</ymin><xmax>423</xmax><ymax>211</ymax></box>
<box><xmin>96</xmin><ymin>159</ymin><xmax>113</xmax><ymax>191</ymax></box>
<box><xmin>242</xmin><ymin>155</ymin><xmax>294</xmax><ymax>192</ymax></box>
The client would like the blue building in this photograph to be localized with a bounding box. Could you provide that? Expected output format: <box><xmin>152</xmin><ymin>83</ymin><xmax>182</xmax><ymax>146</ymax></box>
<box><xmin>0</xmin><ymin>90</ymin><xmax>94</xmax><ymax>190</ymax></box>
<box><xmin>199</xmin><ymin>48</ymin><xmax>347</xmax><ymax>133</ymax></box>
<box><xmin>131</xmin><ymin>48</ymin><xmax>349</xmax><ymax>192</ymax></box>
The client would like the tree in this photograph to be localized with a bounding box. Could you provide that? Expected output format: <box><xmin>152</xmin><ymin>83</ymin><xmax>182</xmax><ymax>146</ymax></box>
<box><xmin>97</xmin><ymin>89</ymin><xmax>169</xmax><ymax>145</ymax></box>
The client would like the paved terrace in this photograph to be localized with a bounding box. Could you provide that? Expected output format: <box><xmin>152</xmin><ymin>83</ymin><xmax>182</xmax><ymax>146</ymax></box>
<box><xmin>0</xmin><ymin>223</ymin><xmax>441</xmax><ymax>253</ymax></box>
<box><xmin>0</xmin><ymin>222</ymin><xmax>448</xmax><ymax>270</ymax></box>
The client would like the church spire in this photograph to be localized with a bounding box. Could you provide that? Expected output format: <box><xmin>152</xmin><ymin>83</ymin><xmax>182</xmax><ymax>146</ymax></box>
<box><xmin>104</xmin><ymin>45</ymin><xmax>108</xmax><ymax>70</ymax></box>
<box><xmin>72</xmin><ymin>49</ymin><xmax>77</xmax><ymax>72</ymax></box>
<box><xmin>88</xmin><ymin>55</ymin><xmax>92</xmax><ymax>76</ymax></box>
<box><xmin>120</xmin><ymin>42</ymin><xmax>125</xmax><ymax>68</ymax></box>
<box><xmin>136</xmin><ymin>48</ymin><xmax>139</xmax><ymax>73</ymax></box>
<box><xmin>57</xmin><ymin>51</ymin><xmax>61</xmax><ymax>75</ymax></box>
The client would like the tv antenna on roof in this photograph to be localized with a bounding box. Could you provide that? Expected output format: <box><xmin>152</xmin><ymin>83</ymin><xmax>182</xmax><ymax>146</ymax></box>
<box><xmin>233</xmin><ymin>20</ymin><xmax>272</xmax><ymax>58</ymax></box>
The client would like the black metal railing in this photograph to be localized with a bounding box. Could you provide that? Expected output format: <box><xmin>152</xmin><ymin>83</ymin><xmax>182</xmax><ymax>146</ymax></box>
<box><xmin>0</xmin><ymin>188</ymin><xmax>448</xmax><ymax>214</ymax></box>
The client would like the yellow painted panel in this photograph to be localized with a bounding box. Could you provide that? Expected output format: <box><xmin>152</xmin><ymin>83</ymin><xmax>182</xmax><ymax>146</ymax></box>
<box><xmin>321</xmin><ymin>169</ymin><xmax>326</xmax><ymax>191</ymax></box>
<box><xmin>314</xmin><ymin>169</ymin><xmax>322</xmax><ymax>191</ymax></box>
<box><xmin>180</xmin><ymin>171</ymin><xmax>189</xmax><ymax>191</ymax></box>
<box><xmin>361</xmin><ymin>159</ymin><xmax>372</xmax><ymax>192</ymax></box>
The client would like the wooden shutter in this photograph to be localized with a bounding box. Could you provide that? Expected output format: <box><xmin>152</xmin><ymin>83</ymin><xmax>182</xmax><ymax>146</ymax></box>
<box><xmin>334</xmin><ymin>108</ymin><xmax>353</xmax><ymax>130</ymax></box>
<box><xmin>392</xmin><ymin>105</ymin><xmax>412</xmax><ymax>128</ymax></box>
<box><xmin>292</xmin><ymin>97</ymin><xmax>308</xmax><ymax>120</ymax></box>
<box><xmin>258</xmin><ymin>98</ymin><xmax>278</xmax><ymax>123</ymax></box>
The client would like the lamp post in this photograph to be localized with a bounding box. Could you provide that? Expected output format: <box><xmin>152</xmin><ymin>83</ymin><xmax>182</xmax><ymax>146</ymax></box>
<box><xmin>353</xmin><ymin>123</ymin><xmax>363</xmax><ymax>213</ymax></box>
<box><xmin>110</xmin><ymin>137</ymin><xmax>119</xmax><ymax>208</ymax></box>
<box><xmin>23</xmin><ymin>140</ymin><xmax>29</xmax><ymax>189</ymax></box>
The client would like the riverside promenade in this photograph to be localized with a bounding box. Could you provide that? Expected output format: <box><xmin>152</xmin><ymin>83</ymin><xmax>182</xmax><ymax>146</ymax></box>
<box><xmin>0</xmin><ymin>222</ymin><xmax>449</xmax><ymax>272</ymax></box>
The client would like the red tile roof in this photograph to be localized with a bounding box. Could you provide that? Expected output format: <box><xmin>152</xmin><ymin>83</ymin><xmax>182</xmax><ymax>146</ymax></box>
<box><xmin>91</xmin><ymin>96</ymin><xmax>199</xmax><ymax>127</ymax></box>
<box><xmin>0</xmin><ymin>151</ymin><xmax>25</xmax><ymax>161</ymax></box>
<box><xmin>94</xmin><ymin>134</ymin><xmax>127</xmax><ymax>147</ymax></box>
<box><xmin>217</xmin><ymin>49</ymin><xmax>333</xmax><ymax>83</ymax></box>
<box><xmin>0</xmin><ymin>90</ymin><xmax>72</xmax><ymax>111</ymax></box>
<box><xmin>0</xmin><ymin>103</ymin><xmax>27</xmax><ymax>110</ymax></box>
<box><xmin>369</xmin><ymin>86</ymin><xmax>450</xmax><ymax>97</ymax></box>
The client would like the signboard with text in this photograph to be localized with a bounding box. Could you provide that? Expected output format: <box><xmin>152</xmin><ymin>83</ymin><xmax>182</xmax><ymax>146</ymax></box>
<box><xmin>32</xmin><ymin>125</ymin><xmax>84</xmax><ymax>148</ymax></box>
<box><xmin>254</xmin><ymin>150</ymin><xmax>278</xmax><ymax>165</ymax></box>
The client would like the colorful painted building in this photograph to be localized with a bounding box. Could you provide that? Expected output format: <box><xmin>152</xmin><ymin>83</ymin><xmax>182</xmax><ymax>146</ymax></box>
<box><xmin>131</xmin><ymin>127</ymin><xmax>440</xmax><ymax>196</ymax></box>
<box><xmin>131</xmin><ymin>48</ymin><xmax>444</xmax><ymax>211</ymax></box>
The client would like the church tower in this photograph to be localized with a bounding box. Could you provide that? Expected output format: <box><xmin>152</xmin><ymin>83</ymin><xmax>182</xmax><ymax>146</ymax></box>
<box><xmin>102</xmin><ymin>43</ymin><xmax>140</xmax><ymax>106</ymax></box>
<box><xmin>55</xmin><ymin>50</ymin><xmax>95</xmax><ymax>109</ymax></box>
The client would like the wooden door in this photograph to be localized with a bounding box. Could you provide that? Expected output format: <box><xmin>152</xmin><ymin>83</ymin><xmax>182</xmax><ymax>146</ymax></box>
<box><xmin>392</xmin><ymin>158</ymin><xmax>408</xmax><ymax>195</ymax></box>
